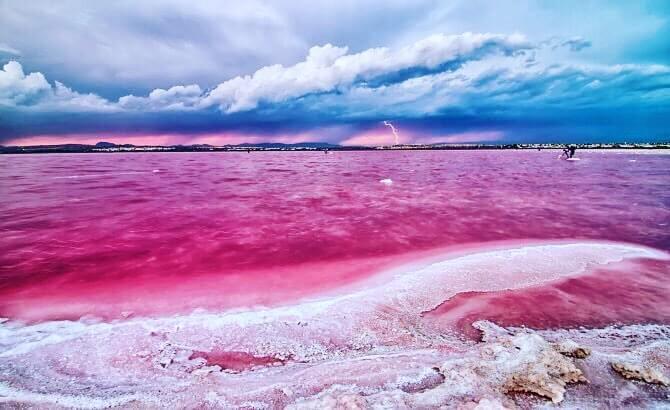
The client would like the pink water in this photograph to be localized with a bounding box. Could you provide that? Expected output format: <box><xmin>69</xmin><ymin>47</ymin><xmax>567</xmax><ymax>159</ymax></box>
<box><xmin>1</xmin><ymin>150</ymin><xmax>669</xmax><ymax>328</ymax></box>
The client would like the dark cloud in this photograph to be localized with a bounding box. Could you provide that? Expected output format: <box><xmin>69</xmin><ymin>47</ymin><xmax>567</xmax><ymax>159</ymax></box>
<box><xmin>3</xmin><ymin>58</ymin><xmax>669</xmax><ymax>143</ymax></box>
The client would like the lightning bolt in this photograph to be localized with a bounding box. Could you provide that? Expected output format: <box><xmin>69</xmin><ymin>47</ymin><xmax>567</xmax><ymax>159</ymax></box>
<box><xmin>383</xmin><ymin>121</ymin><xmax>400</xmax><ymax>145</ymax></box>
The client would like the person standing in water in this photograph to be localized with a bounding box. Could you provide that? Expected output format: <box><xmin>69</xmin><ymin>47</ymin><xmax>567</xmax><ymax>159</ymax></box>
<box><xmin>568</xmin><ymin>145</ymin><xmax>576</xmax><ymax>158</ymax></box>
<box><xmin>562</xmin><ymin>144</ymin><xmax>576</xmax><ymax>158</ymax></box>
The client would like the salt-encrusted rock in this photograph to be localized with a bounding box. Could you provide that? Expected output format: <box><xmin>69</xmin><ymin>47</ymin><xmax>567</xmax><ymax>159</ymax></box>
<box><xmin>473</xmin><ymin>320</ymin><xmax>513</xmax><ymax>342</ymax></box>
<box><xmin>155</xmin><ymin>344</ymin><xmax>176</xmax><ymax>368</ymax></box>
<box><xmin>609</xmin><ymin>340</ymin><xmax>669</xmax><ymax>386</ymax></box>
<box><xmin>154</xmin><ymin>343</ymin><xmax>203</xmax><ymax>372</ymax></box>
<box><xmin>611</xmin><ymin>362</ymin><xmax>669</xmax><ymax>386</ymax></box>
<box><xmin>473</xmin><ymin>321</ymin><xmax>586</xmax><ymax>403</ymax></box>
<box><xmin>554</xmin><ymin>339</ymin><xmax>591</xmax><ymax>359</ymax></box>
<box><xmin>501</xmin><ymin>333</ymin><xmax>586</xmax><ymax>403</ymax></box>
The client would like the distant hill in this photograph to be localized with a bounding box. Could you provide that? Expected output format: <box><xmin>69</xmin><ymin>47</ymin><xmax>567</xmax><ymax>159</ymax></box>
<box><xmin>95</xmin><ymin>141</ymin><xmax>119</xmax><ymax>148</ymax></box>
<box><xmin>0</xmin><ymin>144</ymin><xmax>94</xmax><ymax>153</ymax></box>
<box><xmin>95</xmin><ymin>141</ymin><xmax>137</xmax><ymax>148</ymax></box>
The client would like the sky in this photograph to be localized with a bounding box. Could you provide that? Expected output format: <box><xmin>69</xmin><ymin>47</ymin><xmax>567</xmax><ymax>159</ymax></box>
<box><xmin>0</xmin><ymin>0</ymin><xmax>669</xmax><ymax>146</ymax></box>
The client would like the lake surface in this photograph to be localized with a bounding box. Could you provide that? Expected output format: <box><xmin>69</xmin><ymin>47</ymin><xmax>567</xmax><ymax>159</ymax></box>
<box><xmin>1</xmin><ymin>150</ymin><xmax>669</xmax><ymax>323</ymax></box>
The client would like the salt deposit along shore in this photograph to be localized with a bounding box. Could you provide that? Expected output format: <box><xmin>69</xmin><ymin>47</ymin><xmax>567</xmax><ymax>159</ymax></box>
<box><xmin>1</xmin><ymin>241</ymin><xmax>669</xmax><ymax>409</ymax></box>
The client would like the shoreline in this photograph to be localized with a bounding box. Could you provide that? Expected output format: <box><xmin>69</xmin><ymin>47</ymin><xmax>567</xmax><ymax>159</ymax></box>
<box><xmin>1</xmin><ymin>240</ymin><xmax>668</xmax><ymax>408</ymax></box>
<box><xmin>2</xmin><ymin>239</ymin><xmax>665</xmax><ymax>325</ymax></box>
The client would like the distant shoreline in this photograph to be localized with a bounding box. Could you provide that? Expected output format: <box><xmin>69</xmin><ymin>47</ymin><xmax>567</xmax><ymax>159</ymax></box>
<box><xmin>2</xmin><ymin>142</ymin><xmax>669</xmax><ymax>154</ymax></box>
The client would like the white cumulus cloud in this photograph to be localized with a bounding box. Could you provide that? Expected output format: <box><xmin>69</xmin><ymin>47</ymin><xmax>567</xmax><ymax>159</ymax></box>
<box><xmin>0</xmin><ymin>61</ymin><xmax>116</xmax><ymax>111</ymax></box>
<box><xmin>200</xmin><ymin>32</ymin><xmax>532</xmax><ymax>112</ymax></box>
<box><xmin>0</xmin><ymin>61</ymin><xmax>51</xmax><ymax>105</ymax></box>
<box><xmin>118</xmin><ymin>84</ymin><xmax>203</xmax><ymax>110</ymax></box>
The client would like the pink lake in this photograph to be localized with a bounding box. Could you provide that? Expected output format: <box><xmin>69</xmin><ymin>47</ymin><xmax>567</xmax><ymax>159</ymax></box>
<box><xmin>0</xmin><ymin>150</ymin><xmax>669</xmax><ymax>327</ymax></box>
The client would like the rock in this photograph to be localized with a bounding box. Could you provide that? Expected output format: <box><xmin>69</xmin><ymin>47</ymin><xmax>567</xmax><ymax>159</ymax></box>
<box><xmin>609</xmin><ymin>340</ymin><xmax>670</xmax><ymax>386</ymax></box>
<box><xmin>611</xmin><ymin>362</ymin><xmax>669</xmax><ymax>386</ymax></box>
<box><xmin>501</xmin><ymin>337</ymin><xmax>586</xmax><ymax>403</ymax></box>
<box><xmin>473</xmin><ymin>321</ymin><xmax>587</xmax><ymax>403</ymax></box>
<box><xmin>554</xmin><ymin>339</ymin><xmax>591</xmax><ymax>359</ymax></box>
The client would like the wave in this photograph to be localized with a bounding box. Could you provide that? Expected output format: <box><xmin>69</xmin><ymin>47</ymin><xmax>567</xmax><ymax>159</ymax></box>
<box><xmin>50</xmin><ymin>171</ymin><xmax>159</xmax><ymax>179</ymax></box>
